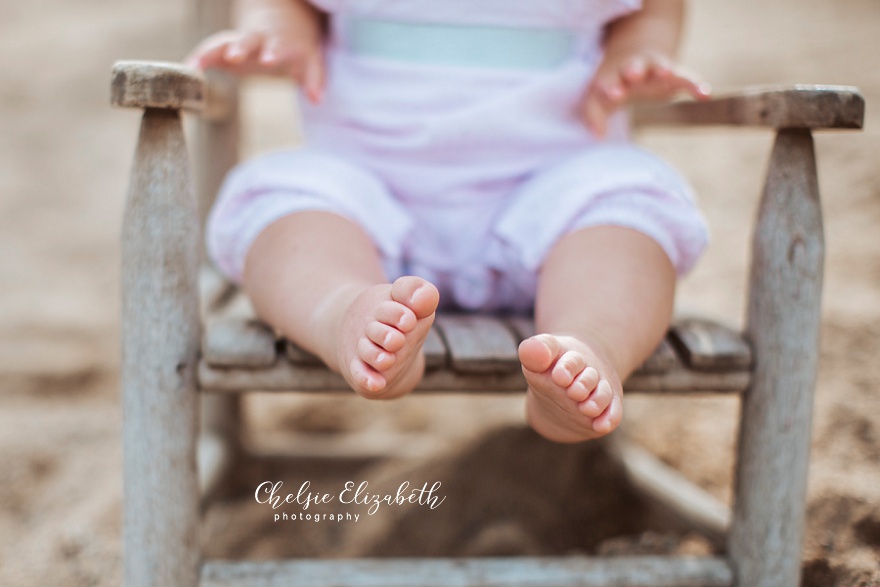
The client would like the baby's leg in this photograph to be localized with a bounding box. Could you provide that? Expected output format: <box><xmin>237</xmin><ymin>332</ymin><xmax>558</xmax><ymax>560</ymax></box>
<box><xmin>519</xmin><ymin>226</ymin><xmax>675</xmax><ymax>442</ymax></box>
<box><xmin>243</xmin><ymin>211</ymin><xmax>439</xmax><ymax>398</ymax></box>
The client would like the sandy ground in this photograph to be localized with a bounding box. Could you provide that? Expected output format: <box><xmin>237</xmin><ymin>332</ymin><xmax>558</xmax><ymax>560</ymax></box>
<box><xmin>1</xmin><ymin>0</ymin><xmax>879</xmax><ymax>585</ymax></box>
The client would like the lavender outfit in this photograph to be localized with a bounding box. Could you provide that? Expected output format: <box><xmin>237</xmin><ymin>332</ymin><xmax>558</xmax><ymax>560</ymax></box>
<box><xmin>206</xmin><ymin>0</ymin><xmax>708</xmax><ymax>312</ymax></box>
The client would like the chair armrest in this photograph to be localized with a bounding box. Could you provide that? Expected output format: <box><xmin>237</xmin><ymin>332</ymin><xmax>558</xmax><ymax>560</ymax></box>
<box><xmin>633</xmin><ymin>85</ymin><xmax>864</xmax><ymax>130</ymax></box>
<box><xmin>111</xmin><ymin>60</ymin><xmax>235</xmax><ymax>120</ymax></box>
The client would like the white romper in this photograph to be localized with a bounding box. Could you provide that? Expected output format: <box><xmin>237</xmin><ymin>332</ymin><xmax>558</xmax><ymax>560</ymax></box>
<box><xmin>206</xmin><ymin>0</ymin><xmax>709</xmax><ymax>312</ymax></box>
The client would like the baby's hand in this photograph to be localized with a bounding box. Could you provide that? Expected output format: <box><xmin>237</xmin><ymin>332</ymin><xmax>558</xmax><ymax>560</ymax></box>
<box><xmin>580</xmin><ymin>51</ymin><xmax>711</xmax><ymax>137</ymax></box>
<box><xmin>186</xmin><ymin>0</ymin><xmax>326</xmax><ymax>103</ymax></box>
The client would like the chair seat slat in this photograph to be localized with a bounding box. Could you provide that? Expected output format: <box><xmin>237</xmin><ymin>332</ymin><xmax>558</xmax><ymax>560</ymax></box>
<box><xmin>435</xmin><ymin>314</ymin><xmax>520</xmax><ymax>373</ymax></box>
<box><xmin>201</xmin><ymin>289</ymin><xmax>751</xmax><ymax>393</ymax></box>
<box><xmin>637</xmin><ymin>338</ymin><xmax>679</xmax><ymax>374</ymax></box>
<box><xmin>203</xmin><ymin>289</ymin><xmax>277</xmax><ymax>368</ymax></box>
<box><xmin>671</xmin><ymin>318</ymin><xmax>753</xmax><ymax>371</ymax></box>
<box><xmin>422</xmin><ymin>325</ymin><xmax>448</xmax><ymax>369</ymax></box>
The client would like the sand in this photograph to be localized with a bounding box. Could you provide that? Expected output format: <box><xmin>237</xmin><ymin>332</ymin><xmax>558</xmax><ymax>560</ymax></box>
<box><xmin>1</xmin><ymin>0</ymin><xmax>878</xmax><ymax>585</ymax></box>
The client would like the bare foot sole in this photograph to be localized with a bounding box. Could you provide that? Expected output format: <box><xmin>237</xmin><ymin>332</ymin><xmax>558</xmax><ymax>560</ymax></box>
<box><xmin>337</xmin><ymin>276</ymin><xmax>439</xmax><ymax>399</ymax></box>
<box><xmin>519</xmin><ymin>334</ymin><xmax>623</xmax><ymax>443</ymax></box>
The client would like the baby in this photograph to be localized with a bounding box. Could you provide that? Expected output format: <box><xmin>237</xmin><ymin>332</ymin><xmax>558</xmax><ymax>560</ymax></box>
<box><xmin>190</xmin><ymin>0</ymin><xmax>711</xmax><ymax>443</ymax></box>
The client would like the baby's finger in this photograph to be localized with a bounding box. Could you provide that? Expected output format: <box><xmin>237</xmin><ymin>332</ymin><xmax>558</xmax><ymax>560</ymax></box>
<box><xmin>187</xmin><ymin>31</ymin><xmax>239</xmax><ymax>68</ymax></box>
<box><xmin>663</xmin><ymin>68</ymin><xmax>712</xmax><ymax>99</ymax></box>
<box><xmin>224</xmin><ymin>31</ymin><xmax>262</xmax><ymax>65</ymax></box>
<box><xmin>259</xmin><ymin>35</ymin><xmax>298</xmax><ymax>69</ymax></box>
<box><xmin>303</xmin><ymin>52</ymin><xmax>326</xmax><ymax>104</ymax></box>
<box><xmin>580</xmin><ymin>89</ymin><xmax>612</xmax><ymax>138</ymax></box>
<box><xmin>621</xmin><ymin>56</ymin><xmax>649</xmax><ymax>85</ymax></box>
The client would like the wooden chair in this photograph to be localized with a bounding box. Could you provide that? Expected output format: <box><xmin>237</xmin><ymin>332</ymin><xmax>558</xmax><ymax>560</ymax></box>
<box><xmin>110</xmin><ymin>6</ymin><xmax>864</xmax><ymax>585</ymax></box>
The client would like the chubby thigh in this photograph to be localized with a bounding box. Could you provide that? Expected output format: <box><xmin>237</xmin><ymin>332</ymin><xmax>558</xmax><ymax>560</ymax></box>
<box><xmin>205</xmin><ymin>146</ymin><xmax>708</xmax><ymax>311</ymax></box>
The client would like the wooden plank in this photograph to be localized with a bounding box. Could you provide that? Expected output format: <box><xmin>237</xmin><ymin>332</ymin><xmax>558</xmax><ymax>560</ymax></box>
<box><xmin>111</xmin><ymin>60</ymin><xmax>235</xmax><ymax>120</ymax></box>
<box><xmin>422</xmin><ymin>325</ymin><xmax>448</xmax><ymax>370</ymax></box>
<box><xmin>198</xmin><ymin>356</ymin><xmax>749</xmax><ymax>394</ymax></box>
<box><xmin>505</xmin><ymin>315</ymin><xmax>536</xmax><ymax>341</ymax></box>
<box><xmin>192</xmin><ymin>70</ymin><xmax>239</xmax><ymax>224</ymax></box>
<box><xmin>192</xmin><ymin>0</ymin><xmax>242</xmax><ymax>502</ymax></box>
<box><xmin>203</xmin><ymin>317</ymin><xmax>278</xmax><ymax>368</ymax></box>
<box><xmin>204</xmin><ymin>289</ymin><xmax>278</xmax><ymax>368</ymax></box>
<box><xmin>622</xmin><ymin>366</ymin><xmax>748</xmax><ymax>395</ymax></box>
<box><xmin>201</xmin><ymin>556</ymin><xmax>733</xmax><ymax>587</ymax></box>
<box><xmin>121</xmin><ymin>109</ymin><xmax>200</xmax><ymax>587</ymax></box>
<box><xmin>634</xmin><ymin>337</ymin><xmax>678</xmax><ymax>375</ymax></box>
<box><xmin>633</xmin><ymin>85</ymin><xmax>864</xmax><ymax>130</ymax></box>
<box><xmin>435</xmin><ymin>315</ymin><xmax>520</xmax><ymax>373</ymax></box>
<box><xmin>729</xmin><ymin>129</ymin><xmax>824</xmax><ymax>587</ymax></box>
<box><xmin>670</xmin><ymin>318</ymin><xmax>752</xmax><ymax>371</ymax></box>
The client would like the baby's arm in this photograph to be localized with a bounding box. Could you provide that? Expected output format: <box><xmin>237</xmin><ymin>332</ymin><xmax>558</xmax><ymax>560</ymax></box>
<box><xmin>187</xmin><ymin>0</ymin><xmax>326</xmax><ymax>103</ymax></box>
<box><xmin>581</xmin><ymin>0</ymin><xmax>710</xmax><ymax>137</ymax></box>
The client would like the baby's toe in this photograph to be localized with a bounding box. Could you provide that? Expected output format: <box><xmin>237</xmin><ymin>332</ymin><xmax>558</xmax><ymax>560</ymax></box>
<box><xmin>579</xmin><ymin>379</ymin><xmax>614</xmax><ymax>418</ymax></box>
<box><xmin>566</xmin><ymin>366</ymin><xmax>599</xmax><ymax>402</ymax></box>
<box><xmin>357</xmin><ymin>337</ymin><xmax>396</xmax><ymax>372</ymax></box>
<box><xmin>366</xmin><ymin>321</ymin><xmax>406</xmax><ymax>352</ymax></box>
<box><xmin>592</xmin><ymin>394</ymin><xmax>623</xmax><ymax>434</ymax></box>
<box><xmin>375</xmin><ymin>300</ymin><xmax>417</xmax><ymax>333</ymax></box>
<box><xmin>551</xmin><ymin>351</ymin><xmax>586</xmax><ymax>388</ymax></box>
<box><xmin>390</xmin><ymin>277</ymin><xmax>439</xmax><ymax>320</ymax></box>
<box><xmin>518</xmin><ymin>335</ymin><xmax>560</xmax><ymax>374</ymax></box>
<box><xmin>349</xmin><ymin>357</ymin><xmax>386</xmax><ymax>395</ymax></box>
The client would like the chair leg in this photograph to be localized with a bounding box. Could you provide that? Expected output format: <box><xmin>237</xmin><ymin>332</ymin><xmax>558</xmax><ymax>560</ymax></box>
<box><xmin>729</xmin><ymin>129</ymin><xmax>823</xmax><ymax>587</ymax></box>
<box><xmin>122</xmin><ymin>109</ymin><xmax>201</xmax><ymax>587</ymax></box>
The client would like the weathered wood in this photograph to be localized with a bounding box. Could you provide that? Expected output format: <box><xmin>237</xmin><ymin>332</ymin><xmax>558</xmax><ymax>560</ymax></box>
<box><xmin>111</xmin><ymin>61</ymin><xmax>233</xmax><ymax>121</ymax></box>
<box><xmin>505</xmin><ymin>315</ymin><xmax>536</xmax><ymax>341</ymax></box>
<box><xmin>670</xmin><ymin>318</ymin><xmax>752</xmax><ymax>371</ymax></box>
<box><xmin>192</xmin><ymin>0</ymin><xmax>242</xmax><ymax>524</ymax></box>
<box><xmin>623</xmin><ymin>365</ymin><xmax>749</xmax><ymax>395</ymax></box>
<box><xmin>422</xmin><ymin>325</ymin><xmax>449</xmax><ymax>370</ymax></box>
<box><xmin>204</xmin><ymin>317</ymin><xmax>278</xmax><ymax>368</ymax></box>
<box><xmin>201</xmin><ymin>556</ymin><xmax>733</xmax><ymax>587</ymax></box>
<box><xmin>192</xmin><ymin>70</ymin><xmax>240</xmax><ymax>223</ymax></box>
<box><xmin>608</xmin><ymin>438</ymin><xmax>730</xmax><ymax>546</ymax></box>
<box><xmin>637</xmin><ymin>338</ymin><xmax>678</xmax><ymax>374</ymax></box>
<box><xmin>435</xmin><ymin>314</ymin><xmax>520</xmax><ymax>373</ymax></box>
<box><xmin>198</xmin><ymin>355</ymin><xmax>749</xmax><ymax>394</ymax></box>
<box><xmin>633</xmin><ymin>85</ymin><xmax>864</xmax><ymax>130</ymax></box>
<box><xmin>729</xmin><ymin>129</ymin><xmax>823</xmax><ymax>587</ymax></box>
<box><xmin>122</xmin><ymin>109</ymin><xmax>200</xmax><ymax>587</ymax></box>
<box><xmin>204</xmin><ymin>288</ymin><xmax>278</xmax><ymax>367</ymax></box>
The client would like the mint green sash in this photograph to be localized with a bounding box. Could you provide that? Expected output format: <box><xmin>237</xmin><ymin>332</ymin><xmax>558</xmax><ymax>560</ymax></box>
<box><xmin>345</xmin><ymin>17</ymin><xmax>576</xmax><ymax>70</ymax></box>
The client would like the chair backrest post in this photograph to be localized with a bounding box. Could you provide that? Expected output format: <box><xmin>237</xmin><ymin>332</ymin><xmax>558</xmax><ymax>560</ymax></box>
<box><xmin>189</xmin><ymin>0</ymin><xmax>244</xmax><ymax>500</ymax></box>
<box><xmin>190</xmin><ymin>0</ymin><xmax>240</xmax><ymax>240</ymax></box>
<box><xmin>730</xmin><ymin>127</ymin><xmax>823</xmax><ymax>587</ymax></box>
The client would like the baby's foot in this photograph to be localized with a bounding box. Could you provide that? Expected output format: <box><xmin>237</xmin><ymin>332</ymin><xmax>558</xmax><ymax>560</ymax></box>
<box><xmin>519</xmin><ymin>334</ymin><xmax>623</xmax><ymax>443</ymax></box>
<box><xmin>337</xmin><ymin>276</ymin><xmax>439</xmax><ymax>399</ymax></box>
